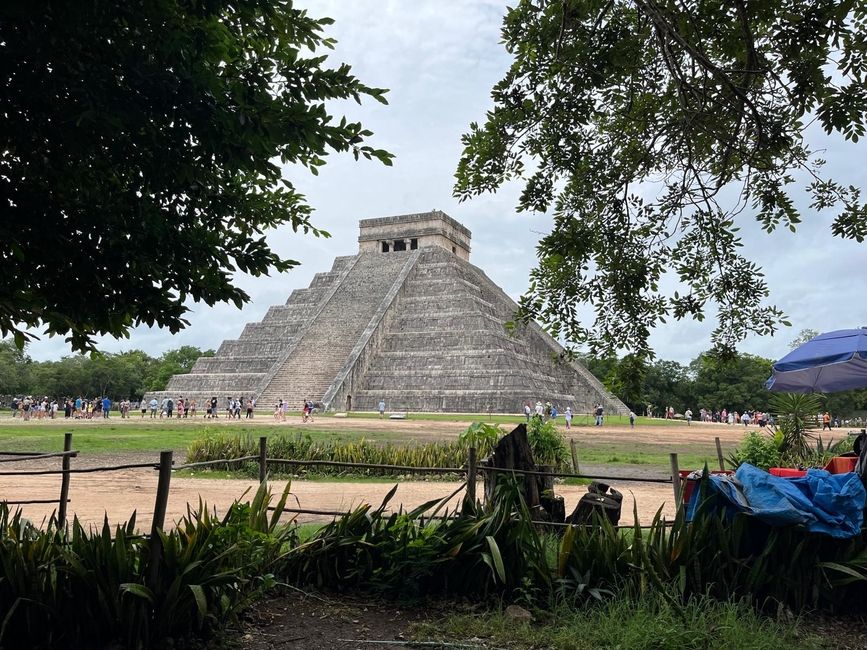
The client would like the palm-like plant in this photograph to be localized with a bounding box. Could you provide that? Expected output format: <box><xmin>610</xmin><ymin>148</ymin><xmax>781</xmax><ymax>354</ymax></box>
<box><xmin>770</xmin><ymin>392</ymin><xmax>822</xmax><ymax>462</ymax></box>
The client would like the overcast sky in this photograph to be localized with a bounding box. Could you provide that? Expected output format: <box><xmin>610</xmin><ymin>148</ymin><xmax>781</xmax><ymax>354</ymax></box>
<box><xmin>23</xmin><ymin>1</ymin><xmax>867</xmax><ymax>363</ymax></box>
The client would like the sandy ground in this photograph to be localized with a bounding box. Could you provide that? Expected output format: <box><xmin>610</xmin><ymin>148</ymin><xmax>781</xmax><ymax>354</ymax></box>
<box><xmin>0</xmin><ymin>416</ymin><xmax>748</xmax><ymax>531</ymax></box>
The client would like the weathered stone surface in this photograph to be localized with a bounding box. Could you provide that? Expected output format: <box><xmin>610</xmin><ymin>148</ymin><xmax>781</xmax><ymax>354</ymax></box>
<box><xmin>145</xmin><ymin>211</ymin><xmax>628</xmax><ymax>414</ymax></box>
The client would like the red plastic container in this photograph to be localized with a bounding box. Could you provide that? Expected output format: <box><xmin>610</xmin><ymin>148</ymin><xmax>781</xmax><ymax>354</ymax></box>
<box><xmin>823</xmin><ymin>456</ymin><xmax>857</xmax><ymax>475</ymax></box>
<box><xmin>769</xmin><ymin>467</ymin><xmax>807</xmax><ymax>478</ymax></box>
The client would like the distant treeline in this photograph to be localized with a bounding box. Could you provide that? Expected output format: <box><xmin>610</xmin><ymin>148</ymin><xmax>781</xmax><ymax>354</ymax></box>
<box><xmin>0</xmin><ymin>341</ymin><xmax>213</xmax><ymax>400</ymax></box>
<box><xmin>581</xmin><ymin>352</ymin><xmax>867</xmax><ymax>418</ymax></box>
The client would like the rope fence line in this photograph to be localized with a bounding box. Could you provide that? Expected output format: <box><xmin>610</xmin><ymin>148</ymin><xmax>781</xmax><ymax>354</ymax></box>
<box><xmin>0</xmin><ymin>450</ymin><xmax>79</xmax><ymax>463</ymax></box>
<box><xmin>173</xmin><ymin>455</ymin><xmax>259</xmax><ymax>471</ymax></box>
<box><xmin>1</xmin><ymin>498</ymin><xmax>72</xmax><ymax>505</ymax></box>
<box><xmin>0</xmin><ymin>432</ymin><xmax>717</xmax><ymax>535</ymax></box>
<box><xmin>0</xmin><ymin>450</ymin><xmax>79</xmax><ymax>459</ymax></box>
<box><xmin>272</xmin><ymin>505</ymin><xmax>677</xmax><ymax>530</ymax></box>
<box><xmin>0</xmin><ymin>462</ymin><xmax>158</xmax><ymax>477</ymax></box>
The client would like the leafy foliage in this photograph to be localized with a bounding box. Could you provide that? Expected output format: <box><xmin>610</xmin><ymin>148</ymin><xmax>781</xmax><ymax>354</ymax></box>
<box><xmin>526</xmin><ymin>415</ymin><xmax>569</xmax><ymax>466</ymax></box>
<box><xmin>459</xmin><ymin>422</ymin><xmax>503</xmax><ymax>449</ymax></box>
<box><xmin>0</xmin><ymin>482</ymin><xmax>293</xmax><ymax>648</ymax></box>
<box><xmin>0</xmin><ymin>339</ymin><xmax>213</xmax><ymax>399</ymax></box>
<box><xmin>729</xmin><ymin>431</ymin><xmax>782</xmax><ymax>471</ymax></box>
<box><xmin>455</xmin><ymin>0</ymin><xmax>867</xmax><ymax>358</ymax></box>
<box><xmin>4</xmin><ymin>478</ymin><xmax>867</xmax><ymax>647</ymax></box>
<box><xmin>0</xmin><ymin>2</ymin><xmax>392</xmax><ymax>352</ymax></box>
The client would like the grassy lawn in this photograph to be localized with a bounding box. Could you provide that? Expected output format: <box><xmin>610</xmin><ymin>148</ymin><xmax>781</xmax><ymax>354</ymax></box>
<box><xmin>0</xmin><ymin>413</ymin><xmax>710</xmax><ymax>475</ymax></box>
<box><xmin>0</xmin><ymin>421</ymin><xmax>402</xmax><ymax>454</ymax></box>
<box><xmin>568</xmin><ymin>443</ymin><xmax>727</xmax><ymax>472</ymax></box>
<box><xmin>410</xmin><ymin>594</ymin><xmax>826</xmax><ymax>650</ymax></box>
<box><xmin>332</xmin><ymin>410</ymin><xmax>681</xmax><ymax>427</ymax></box>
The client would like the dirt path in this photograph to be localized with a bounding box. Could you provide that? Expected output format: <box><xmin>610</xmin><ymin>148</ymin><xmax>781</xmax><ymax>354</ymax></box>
<box><xmin>0</xmin><ymin>458</ymin><xmax>675</xmax><ymax>532</ymax></box>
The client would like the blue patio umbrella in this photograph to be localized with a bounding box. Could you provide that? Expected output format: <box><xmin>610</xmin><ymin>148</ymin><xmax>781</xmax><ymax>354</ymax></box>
<box><xmin>766</xmin><ymin>328</ymin><xmax>867</xmax><ymax>393</ymax></box>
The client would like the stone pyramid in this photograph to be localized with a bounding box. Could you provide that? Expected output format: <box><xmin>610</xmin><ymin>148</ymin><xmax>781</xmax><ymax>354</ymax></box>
<box><xmin>147</xmin><ymin>211</ymin><xmax>627</xmax><ymax>415</ymax></box>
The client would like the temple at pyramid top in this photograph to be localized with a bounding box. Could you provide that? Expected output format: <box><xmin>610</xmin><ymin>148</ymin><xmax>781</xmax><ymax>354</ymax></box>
<box><xmin>357</xmin><ymin>210</ymin><xmax>471</xmax><ymax>260</ymax></box>
<box><xmin>145</xmin><ymin>211</ymin><xmax>627</xmax><ymax>415</ymax></box>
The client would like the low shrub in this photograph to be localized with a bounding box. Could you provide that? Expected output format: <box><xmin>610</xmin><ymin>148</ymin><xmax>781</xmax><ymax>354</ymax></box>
<box><xmin>729</xmin><ymin>431</ymin><xmax>782</xmax><ymax>470</ymax></box>
<box><xmin>0</xmin><ymin>483</ymin><xmax>294</xmax><ymax>648</ymax></box>
<box><xmin>187</xmin><ymin>430</ymin><xmax>503</xmax><ymax>476</ymax></box>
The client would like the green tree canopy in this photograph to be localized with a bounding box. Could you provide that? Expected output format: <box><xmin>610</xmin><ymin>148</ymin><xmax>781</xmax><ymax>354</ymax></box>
<box><xmin>1</xmin><ymin>1</ymin><xmax>391</xmax><ymax>353</ymax></box>
<box><xmin>455</xmin><ymin>0</ymin><xmax>867</xmax><ymax>358</ymax></box>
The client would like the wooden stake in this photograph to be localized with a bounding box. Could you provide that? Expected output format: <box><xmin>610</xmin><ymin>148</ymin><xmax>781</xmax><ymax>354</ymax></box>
<box><xmin>670</xmin><ymin>452</ymin><xmax>682</xmax><ymax>506</ymax></box>
<box><xmin>259</xmin><ymin>436</ymin><xmax>268</xmax><ymax>483</ymax></box>
<box><xmin>466</xmin><ymin>447</ymin><xmax>477</xmax><ymax>504</ymax></box>
<box><xmin>149</xmin><ymin>450</ymin><xmax>173</xmax><ymax>587</ymax></box>
<box><xmin>715</xmin><ymin>437</ymin><xmax>725</xmax><ymax>471</ymax></box>
<box><xmin>570</xmin><ymin>438</ymin><xmax>579</xmax><ymax>474</ymax></box>
<box><xmin>57</xmin><ymin>432</ymin><xmax>72</xmax><ymax>528</ymax></box>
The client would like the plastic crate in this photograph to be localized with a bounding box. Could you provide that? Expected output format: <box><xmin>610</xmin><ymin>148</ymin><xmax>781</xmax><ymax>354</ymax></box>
<box><xmin>769</xmin><ymin>467</ymin><xmax>807</xmax><ymax>478</ymax></box>
<box><xmin>823</xmin><ymin>456</ymin><xmax>858</xmax><ymax>474</ymax></box>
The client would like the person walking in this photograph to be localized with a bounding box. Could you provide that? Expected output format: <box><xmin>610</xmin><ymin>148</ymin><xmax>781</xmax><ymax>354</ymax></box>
<box><xmin>823</xmin><ymin>411</ymin><xmax>832</xmax><ymax>431</ymax></box>
<box><xmin>594</xmin><ymin>403</ymin><xmax>604</xmax><ymax>426</ymax></box>
<box><xmin>685</xmin><ymin>408</ymin><xmax>693</xmax><ymax>426</ymax></box>
<box><xmin>564</xmin><ymin>406</ymin><xmax>573</xmax><ymax>429</ymax></box>
<box><xmin>102</xmin><ymin>396</ymin><xmax>111</xmax><ymax>419</ymax></box>
<box><xmin>629</xmin><ymin>411</ymin><xmax>636</xmax><ymax>428</ymax></box>
<box><xmin>524</xmin><ymin>402</ymin><xmax>532</xmax><ymax>422</ymax></box>
<box><xmin>378</xmin><ymin>399</ymin><xmax>386</xmax><ymax>418</ymax></box>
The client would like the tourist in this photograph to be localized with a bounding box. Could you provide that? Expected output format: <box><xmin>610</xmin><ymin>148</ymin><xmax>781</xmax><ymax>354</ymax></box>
<box><xmin>823</xmin><ymin>411</ymin><xmax>832</xmax><ymax>431</ymax></box>
<box><xmin>379</xmin><ymin>399</ymin><xmax>386</xmax><ymax>418</ymax></box>
<box><xmin>165</xmin><ymin>397</ymin><xmax>174</xmax><ymax>419</ymax></box>
<box><xmin>189</xmin><ymin>399</ymin><xmax>197</xmax><ymax>418</ymax></box>
<box><xmin>306</xmin><ymin>399</ymin><xmax>315</xmax><ymax>423</ymax></box>
<box><xmin>535</xmin><ymin>401</ymin><xmax>544</xmax><ymax>417</ymax></box>
<box><xmin>629</xmin><ymin>410</ymin><xmax>636</xmax><ymax>428</ymax></box>
<box><xmin>246</xmin><ymin>398</ymin><xmax>254</xmax><ymax>418</ymax></box>
<box><xmin>524</xmin><ymin>402</ymin><xmax>532</xmax><ymax>422</ymax></box>
<box><xmin>233</xmin><ymin>398</ymin><xmax>242</xmax><ymax>419</ymax></box>
<box><xmin>149</xmin><ymin>397</ymin><xmax>158</xmax><ymax>418</ymax></box>
<box><xmin>301</xmin><ymin>399</ymin><xmax>308</xmax><ymax>422</ymax></box>
<box><xmin>177</xmin><ymin>398</ymin><xmax>185</xmax><ymax>419</ymax></box>
<box><xmin>594</xmin><ymin>403</ymin><xmax>604</xmax><ymax>426</ymax></box>
<box><xmin>564</xmin><ymin>406</ymin><xmax>573</xmax><ymax>429</ymax></box>
<box><xmin>685</xmin><ymin>408</ymin><xmax>692</xmax><ymax>426</ymax></box>
<box><xmin>102</xmin><ymin>395</ymin><xmax>111</xmax><ymax>419</ymax></box>
<box><xmin>741</xmin><ymin>411</ymin><xmax>750</xmax><ymax>426</ymax></box>
<box><xmin>210</xmin><ymin>396</ymin><xmax>218</xmax><ymax>418</ymax></box>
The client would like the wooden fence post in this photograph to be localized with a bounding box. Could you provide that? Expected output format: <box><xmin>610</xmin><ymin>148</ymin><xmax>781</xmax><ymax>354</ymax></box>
<box><xmin>570</xmin><ymin>438</ymin><xmax>579</xmax><ymax>474</ymax></box>
<box><xmin>670</xmin><ymin>452</ymin><xmax>682</xmax><ymax>506</ymax></box>
<box><xmin>258</xmin><ymin>436</ymin><xmax>267</xmax><ymax>483</ymax></box>
<box><xmin>57</xmin><ymin>432</ymin><xmax>73</xmax><ymax>528</ymax></box>
<box><xmin>149</xmin><ymin>450</ymin><xmax>173</xmax><ymax>587</ymax></box>
<box><xmin>466</xmin><ymin>447</ymin><xmax>477</xmax><ymax>504</ymax></box>
<box><xmin>715</xmin><ymin>437</ymin><xmax>725</xmax><ymax>471</ymax></box>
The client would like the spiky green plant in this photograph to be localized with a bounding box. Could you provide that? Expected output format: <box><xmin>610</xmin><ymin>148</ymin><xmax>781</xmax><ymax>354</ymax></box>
<box><xmin>770</xmin><ymin>393</ymin><xmax>823</xmax><ymax>463</ymax></box>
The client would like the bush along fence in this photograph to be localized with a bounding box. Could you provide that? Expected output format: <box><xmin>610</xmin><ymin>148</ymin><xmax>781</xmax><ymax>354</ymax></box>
<box><xmin>9</xmin><ymin>429</ymin><xmax>867</xmax><ymax>648</ymax></box>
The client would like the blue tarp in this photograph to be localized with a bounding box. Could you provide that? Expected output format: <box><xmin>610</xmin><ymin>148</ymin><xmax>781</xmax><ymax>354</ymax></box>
<box><xmin>687</xmin><ymin>463</ymin><xmax>866</xmax><ymax>538</ymax></box>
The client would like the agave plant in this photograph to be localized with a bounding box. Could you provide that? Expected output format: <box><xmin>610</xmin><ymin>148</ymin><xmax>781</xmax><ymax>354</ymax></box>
<box><xmin>770</xmin><ymin>392</ymin><xmax>822</xmax><ymax>463</ymax></box>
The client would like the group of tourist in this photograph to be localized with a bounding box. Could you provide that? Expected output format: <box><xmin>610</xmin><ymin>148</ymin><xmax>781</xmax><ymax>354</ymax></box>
<box><xmin>9</xmin><ymin>396</ymin><xmax>114</xmax><ymax>420</ymax></box>
<box><xmin>523</xmin><ymin>401</ymin><xmax>621</xmax><ymax>429</ymax></box>
<box><xmin>139</xmin><ymin>396</ymin><xmax>254</xmax><ymax>419</ymax></box>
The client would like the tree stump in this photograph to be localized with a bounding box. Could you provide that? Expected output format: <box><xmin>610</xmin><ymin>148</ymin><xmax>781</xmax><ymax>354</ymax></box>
<box><xmin>482</xmin><ymin>424</ymin><xmax>564</xmax><ymax>522</ymax></box>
